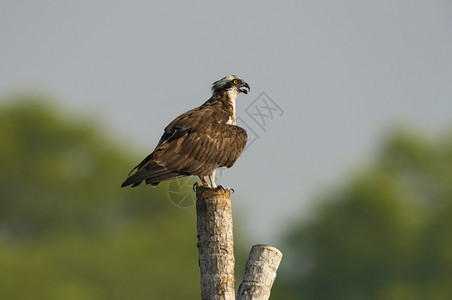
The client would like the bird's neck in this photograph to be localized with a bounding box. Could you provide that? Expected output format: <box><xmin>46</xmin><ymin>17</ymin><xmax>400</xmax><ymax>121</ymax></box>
<box><xmin>228</xmin><ymin>98</ymin><xmax>236</xmax><ymax>125</ymax></box>
<box><xmin>210</xmin><ymin>90</ymin><xmax>237</xmax><ymax>125</ymax></box>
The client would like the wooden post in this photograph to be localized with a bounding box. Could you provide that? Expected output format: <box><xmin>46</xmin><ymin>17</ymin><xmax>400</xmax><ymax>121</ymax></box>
<box><xmin>237</xmin><ymin>245</ymin><xmax>283</xmax><ymax>300</ymax></box>
<box><xmin>196</xmin><ymin>185</ymin><xmax>235</xmax><ymax>300</ymax></box>
<box><xmin>195</xmin><ymin>185</ymin><xmax>283</xmax><ymax>299</ymax></box>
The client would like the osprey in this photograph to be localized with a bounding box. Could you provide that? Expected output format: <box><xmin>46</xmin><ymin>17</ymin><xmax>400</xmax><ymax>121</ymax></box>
<box><xmin>121</xmin><ymin>75</ymin><xmax>250</xmax><ymax>188</ymax></box>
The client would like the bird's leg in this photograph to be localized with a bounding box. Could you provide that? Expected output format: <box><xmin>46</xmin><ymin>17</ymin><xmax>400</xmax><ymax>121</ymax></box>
<box><xmin>208</xmin><ymin>170</ymin><xmax>217</xmax><ymax>188</ymax></box>
<box><xmin>209</xmin><ymin>170</ymin><xmax>228</xmax><ymax>191</ymax></box>
<box><xmin>199</xmin><ymin>176</ymin><xmax>210</xmax><ymax>187</ymax></box>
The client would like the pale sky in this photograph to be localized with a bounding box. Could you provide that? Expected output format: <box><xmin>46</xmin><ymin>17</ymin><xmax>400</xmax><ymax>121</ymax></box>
<box><xmin>1</xmin><ymin>0</ymin><xmax>452</xmax><ymax>244</ymax></box>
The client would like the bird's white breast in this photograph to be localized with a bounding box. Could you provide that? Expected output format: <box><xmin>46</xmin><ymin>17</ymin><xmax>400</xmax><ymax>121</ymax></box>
<box><xmin>225</xmin><ymin>88</ymin><xmax>239</xmax><ymax>125</ymax></box>
<box><xmin>226</xmin><ymin>98</ymin><xmax>236</xmax><ymax>125</ymax></box>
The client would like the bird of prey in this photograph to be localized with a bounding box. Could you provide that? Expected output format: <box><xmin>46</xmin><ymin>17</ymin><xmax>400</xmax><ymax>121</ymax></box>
<box><xmin>121</xmin><ymin>75</ymin><xmax>250</xmax><ymax>188</ymax></box>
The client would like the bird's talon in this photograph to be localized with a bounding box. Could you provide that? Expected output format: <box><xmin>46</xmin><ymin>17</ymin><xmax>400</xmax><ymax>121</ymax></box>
<box><xmin>216</xmin><ymin>185</ymin><xmax>227</xmax><ymax>192</ymax></box>
<box><xmin>230</xmin><ymin>188</ymin><xmax>235</xmax><ymax>194</ymax></box>
<box><xmin>193</xmin><ymin>182</ymin><xmax>207</xmax><ymax>191</ymax></box>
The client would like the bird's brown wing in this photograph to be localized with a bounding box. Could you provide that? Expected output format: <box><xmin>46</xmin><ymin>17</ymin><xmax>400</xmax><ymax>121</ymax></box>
<box><xmin>153</xmin><ymin>122</ymin><xmax>247</xmax><ymax>176</ymax></box>
<box><xmin>121</xmin><ymin>106</ymin><xmax>247</xmax><ymax>187</ymax></box>
<box><xmin>121</xmin><ymin>106</ymin><xmax>210</xmax><ymax>187</ymax></box>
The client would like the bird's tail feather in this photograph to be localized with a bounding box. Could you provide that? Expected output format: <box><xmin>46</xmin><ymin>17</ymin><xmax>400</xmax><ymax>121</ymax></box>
<box><xmin>146</xmin><ymin>173</ymin><xmax>187</xmax><ymax>186</ymax></box>
<box><xmin>121</xmin><ymin>161</ymin><xmax>185</xmax><ymax>188</ymax></box>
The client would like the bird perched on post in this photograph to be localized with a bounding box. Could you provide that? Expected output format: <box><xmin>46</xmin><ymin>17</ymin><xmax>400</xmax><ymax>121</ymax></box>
<box><xmin>121</xmin><ymin>75</ymin><xmax>250</xmax><ymax>188</ymax></box>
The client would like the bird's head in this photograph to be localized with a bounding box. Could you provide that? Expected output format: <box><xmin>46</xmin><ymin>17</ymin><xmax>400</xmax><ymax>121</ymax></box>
<box><xmin>211</xmin><ymin>75</ymin><xmax>250</xmax><ymax>99</ymax></box>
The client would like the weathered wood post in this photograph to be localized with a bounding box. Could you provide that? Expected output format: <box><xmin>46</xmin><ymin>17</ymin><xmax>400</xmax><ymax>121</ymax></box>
<box><xmin>237</xmin><ymin>245</ymin><xmax>283</xmax><ymax>300</ymax></box>
<box><xmin>195</xmin><ymin>185</ymin><xmax>282</xmax><ymax>300</ymax></box>
<box><xmin>196</xmin><ymin>185</ymin><xmax>235</xmax><ymax>300</ymax></box>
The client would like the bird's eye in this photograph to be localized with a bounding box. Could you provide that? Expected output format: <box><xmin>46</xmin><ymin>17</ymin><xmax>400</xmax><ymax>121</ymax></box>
<box><xmin>233</xmin><ymin>79</ymin><xmax>239</xmax><ymax>84</ymax></box>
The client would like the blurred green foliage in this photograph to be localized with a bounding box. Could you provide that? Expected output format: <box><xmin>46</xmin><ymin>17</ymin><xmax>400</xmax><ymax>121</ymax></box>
<box><xmin>0</xmin><ymin>97</ymin><xmax>203</xmax><ymax>299</ymax></box>
<box><xmin>274</xmin><ymin>129</ymin><xmax>452</xmax><ymax>299</ymax></box>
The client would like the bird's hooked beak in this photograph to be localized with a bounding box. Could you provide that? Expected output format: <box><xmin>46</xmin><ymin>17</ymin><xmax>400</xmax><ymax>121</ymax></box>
<box><xmin>239</xmin><ymin>82</ymin><xmax>250</xmax><ymax>94</ymax></box>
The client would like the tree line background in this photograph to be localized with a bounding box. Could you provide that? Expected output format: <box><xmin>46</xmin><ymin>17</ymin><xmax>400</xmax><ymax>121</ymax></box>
<box><xmin>1</xmin><ymin>95</ymin><xmax>451</xmax><ymax>299</ymax></box>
